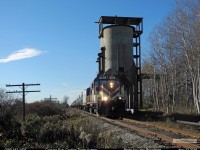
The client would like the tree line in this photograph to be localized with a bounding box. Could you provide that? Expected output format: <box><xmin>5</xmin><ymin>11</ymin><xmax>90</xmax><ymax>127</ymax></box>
<box><xmin>142</xmin><ymin>0</ymin><xmax>200</xmax><ymax>114</ymax></box>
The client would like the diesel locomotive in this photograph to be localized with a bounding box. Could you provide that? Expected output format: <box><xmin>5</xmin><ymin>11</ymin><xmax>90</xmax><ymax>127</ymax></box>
<box><xmin>83</xmin><ymin>74</ymin><xmax>126</xmax><ymax>118</ymax></box>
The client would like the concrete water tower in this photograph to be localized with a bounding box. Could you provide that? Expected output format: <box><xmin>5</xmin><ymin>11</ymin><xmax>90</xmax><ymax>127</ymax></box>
<box><xmin>96</xmin><ymin>16</ymin><xmax>143</xmax><ymax>111</ymax></box>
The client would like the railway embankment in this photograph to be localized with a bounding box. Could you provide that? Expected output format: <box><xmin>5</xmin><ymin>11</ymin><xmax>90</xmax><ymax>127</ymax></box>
<box><xmin>66</xmin><ymin>108</ymin><xmax>173</xmax><ymax>149</ymax></box>
<box><xmin>3</xmin><ymin>106</ymin><xmax>199</xmax><ymax>148</ymax></box>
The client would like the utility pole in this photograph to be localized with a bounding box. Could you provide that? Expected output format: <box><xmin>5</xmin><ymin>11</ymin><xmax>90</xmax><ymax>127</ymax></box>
<box><xmin>44</xmin><ymin>95</ymin><xmax>57</xmax><ymax>102</ymax></box>
<box><xmin>6</xmin><ymin>83</ymin><xmax>40</xmax><ymax>121</ymax></box>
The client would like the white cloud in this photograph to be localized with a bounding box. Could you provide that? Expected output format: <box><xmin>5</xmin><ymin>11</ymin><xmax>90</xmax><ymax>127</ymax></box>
<box><xmin>0</xmin><ymin>48</ymin><xmax>44</xmax><ymax>63</ymax></box>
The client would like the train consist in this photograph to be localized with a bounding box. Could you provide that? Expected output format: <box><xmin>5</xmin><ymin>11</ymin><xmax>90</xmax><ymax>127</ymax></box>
<box><xmin>72</xmin><ymin>16</ymin><xmax>143</xmax><ymax>118</ymax></box>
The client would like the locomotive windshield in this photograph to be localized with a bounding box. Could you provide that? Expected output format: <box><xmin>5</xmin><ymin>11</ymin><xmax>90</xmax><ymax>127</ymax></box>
<box><xmin>92</xmin><ymin>75</ymin><xmax>122</xmax><ymax>101</ymax></box>
<box><xmin>94</xmin><ymin>79</ymin><xmax>120</xmax><ymax>89</ymax></box>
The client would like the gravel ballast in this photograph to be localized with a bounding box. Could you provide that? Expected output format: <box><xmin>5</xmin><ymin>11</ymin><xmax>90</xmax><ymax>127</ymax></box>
<box><xmin>66</xmin><ymin>108</ymin><xmax>174</xmax><ymax>149</ymax></box>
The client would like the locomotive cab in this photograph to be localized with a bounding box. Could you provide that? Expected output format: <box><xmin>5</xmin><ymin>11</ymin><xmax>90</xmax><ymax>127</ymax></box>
<box><xmin>94</xmin><ymin>75</ymin><xmax>126</xmax><ymax>118</ymax></box>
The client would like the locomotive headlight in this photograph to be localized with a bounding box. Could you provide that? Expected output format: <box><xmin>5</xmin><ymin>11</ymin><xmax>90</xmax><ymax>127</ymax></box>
<box><xmin>103</xmin><ymin>96</ymin><xmax>108</xmax><ymax>101</ymax></box>
<box><xmin>118</xmin><ymin>97</ymin><xmax>122</xmax><ymax>100</ymax></box>
<box><xmin>109</xmin><ymin>82</ymin><xmax>114</xmax><ymax>88</ymax></box>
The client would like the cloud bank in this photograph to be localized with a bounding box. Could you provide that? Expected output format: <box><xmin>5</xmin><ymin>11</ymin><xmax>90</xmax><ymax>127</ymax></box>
<box><xmin>0</xmin><ymin>48</ymin><xmax>44</xmax><ymax>63</ymax></box>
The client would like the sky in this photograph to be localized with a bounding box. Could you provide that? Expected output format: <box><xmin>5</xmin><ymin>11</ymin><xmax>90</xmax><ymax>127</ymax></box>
<box><xmin>0</xmin><ymin>0</ymin><xmax>175</xmax><ymax>104</ymax></box>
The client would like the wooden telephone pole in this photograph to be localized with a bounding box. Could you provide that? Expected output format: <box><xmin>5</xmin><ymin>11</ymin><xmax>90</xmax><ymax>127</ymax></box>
<box><xmin>6</xmin><ymin>83</ymin><xmax>40</xmax><ymax>121</ymax></box>
<box><xmin>44</xmin><ymin>95</ymin><xmax>57</xmax><ymax>102</ymax></box>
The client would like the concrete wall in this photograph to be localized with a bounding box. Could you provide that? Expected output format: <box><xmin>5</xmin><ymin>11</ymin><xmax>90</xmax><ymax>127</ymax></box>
<box><xmin>100</xmin><ymin>25</ymin><xmax>134</xmax><ymax>75</ymax></box>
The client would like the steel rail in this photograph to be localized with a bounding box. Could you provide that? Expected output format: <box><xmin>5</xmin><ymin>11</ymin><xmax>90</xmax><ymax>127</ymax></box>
<box><xmin>123</xmin><ymin>118</ymin><xmax>200</xmax><ymax>138</ymax></box>
<box><xmin>98</xmin><ymin>116</ymin><xmax>200</xmax><ymax>149</ymax></box>
<box><xmin>80</xmin><ymin>110</ymin><xmax>200</xmax><ymax>148</ymax></box>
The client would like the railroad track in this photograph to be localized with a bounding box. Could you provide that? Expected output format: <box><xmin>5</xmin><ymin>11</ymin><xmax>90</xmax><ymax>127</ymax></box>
<box><xmin>123</xmin><ymin>118</ymin><xmax>200</xmax><ymax>138</ymax></box>
<box><xmin>80</xmin><ymin>109</ymin><xmax>200</xmax><ymax>148</ymax></box>
<box><xmin>97</xmin><ymin>116</ymin><xmax>200</xmax><ymax>149</ymax></box>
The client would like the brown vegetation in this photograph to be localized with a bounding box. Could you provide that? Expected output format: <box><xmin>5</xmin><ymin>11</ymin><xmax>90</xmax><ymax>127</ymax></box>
<box><xmin>26</xmin><ymin>100</ymin><xmax>65</xmax><ymax>116</ymax></box>
<box><xmin>142</xmin><ymin>0</ymin><xmax>200</xmax><ymax>114</ymax></box>
<box><xmin>0</xmin><ymin>89</ymin><xmax>71</xmax><ymax>148</ymax></box>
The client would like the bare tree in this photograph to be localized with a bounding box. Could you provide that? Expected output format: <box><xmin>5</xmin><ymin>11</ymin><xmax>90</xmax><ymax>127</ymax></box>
<box><xmin>146</xmin><ymin>0</ymin><xmax>200</xmax><ymax>114</ymax></box>
<box><xmin>173</xmin><ymin>0</ymin><xmax>200</xmax><ymax>113</ymax></box>
<box><xmin>0</xmin><ymin>88</ymin><xmax>15</xmax><ymax>115</ymax></box>
<box><xmin>62</xmin><ymin>96</ymin><xmax>69</xmax><ymax>108</ymax></box>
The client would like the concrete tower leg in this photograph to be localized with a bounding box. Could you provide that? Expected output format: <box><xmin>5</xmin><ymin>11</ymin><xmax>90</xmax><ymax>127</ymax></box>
<box><xmin>134</xmin><ymin>83</ymin><xmax>138</xmax><ymax>112</ymax></box>
<box><xmin>129</xmin><ymin>86</ymin><xmax>133</xmax><ymax>109</ymax></box>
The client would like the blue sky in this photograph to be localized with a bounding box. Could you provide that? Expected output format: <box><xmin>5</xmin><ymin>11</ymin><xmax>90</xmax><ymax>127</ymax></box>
<box><xmin>0</xmin><ymin>0</ymin><xmax>175</xmax><ymax>104</ymax></box>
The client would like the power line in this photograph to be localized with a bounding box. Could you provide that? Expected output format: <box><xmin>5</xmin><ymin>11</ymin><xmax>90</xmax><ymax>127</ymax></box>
<box><xmin>44</xmin><ymin>95</ymin><xmax>57</xmax><ymax>102</ymax></box>
<box><xmin>6</xmin><ymin>83</ymin><xmax>40</xmax><ymax>121</ymax></box>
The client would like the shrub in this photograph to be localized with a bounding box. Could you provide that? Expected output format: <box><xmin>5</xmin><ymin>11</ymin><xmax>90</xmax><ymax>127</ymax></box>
<box><xmin>21</xmin><ymin>115</ymin><xmax>42</xmax><ymax>141</ymax></box>
<box><xmin>26</xmin><ymin>100</ymin><xmax>64</xmax><ymax>116</ymax></box>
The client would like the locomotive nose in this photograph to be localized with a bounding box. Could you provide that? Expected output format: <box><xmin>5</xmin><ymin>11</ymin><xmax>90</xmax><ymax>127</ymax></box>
<box><xmin>112</xmin><ymin>107</ymin><xmax>115</xmax><ymax>111</ymax></box>
<box><xmin>109</xmin><ymin>82</ymin><xmax>114</xmax><ymax>88</ymax></box>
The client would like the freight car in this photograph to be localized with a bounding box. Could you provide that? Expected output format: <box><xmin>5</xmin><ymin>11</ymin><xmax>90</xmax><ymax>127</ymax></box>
<box><xmin>72</xmin><ymin>16</ymin><xmax>143</xmax><ymax>118</ymax></box>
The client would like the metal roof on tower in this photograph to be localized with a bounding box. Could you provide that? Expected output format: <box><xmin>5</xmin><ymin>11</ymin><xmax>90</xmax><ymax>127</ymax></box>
<box><xmin>98</xmin><ymin>16</ymin><xmax>143</xmax><ymax>25</ymax></box>
<box><xmin>97</xmin><ymin>16</ymin><xmax>143</xmax><ymax>38</ymax></box>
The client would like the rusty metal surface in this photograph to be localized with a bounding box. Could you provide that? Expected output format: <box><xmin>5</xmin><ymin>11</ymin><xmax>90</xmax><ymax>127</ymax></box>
<box><xmin>123</xmin><ymin>118</ymin><xmax>200</xmax><ymax>138</ymax></box>
<box><xmin>177</xmin><ymin>120</ymin><xmax>200</xmax><ymax>126</ymax></box>
<box><xmin>82</xmin><ymin>110</ymin><xmax>200</xmax><ymax>148</ymax></box>
<box><xmin>98</xmin><ymin>116</ymin><xmax>200</xmax><ymax>149</ymax></box>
